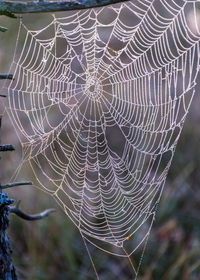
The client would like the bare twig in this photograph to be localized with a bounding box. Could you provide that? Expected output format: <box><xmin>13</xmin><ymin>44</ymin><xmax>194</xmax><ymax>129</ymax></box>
<box><xmin>0</xmin><ymin>26</ymin><xmax>8</xmax><ymax>32</ymax></box>
<box><xmin>10</xmin><ymin>207</ymin><xmax>56</xmax><ymax>220</ymax></box>
<box><xmin>0</xmin><ymin>0</ymin><xmax>130</xmax><ymax>16</ymax></box>
<box><xmin>1</xmin><ymin>181</ymin><xmax>32</xmax><ymax>190</ymax></box>
<box><xmin>0</xmin><ymin>74</ymin><xmax>13</xmax><ymax>79</ymax></box>
<box><xmin>0</xmin><ymin>145</ymin><xmax>15</xmax><ymax>152</ymax></box>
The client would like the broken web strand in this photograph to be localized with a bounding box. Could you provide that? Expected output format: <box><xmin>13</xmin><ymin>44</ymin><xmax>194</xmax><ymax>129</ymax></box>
<box><xmin>6</xmin><ymin>1</ymin><xmax>200</xmax><ymax>279</ymax></box>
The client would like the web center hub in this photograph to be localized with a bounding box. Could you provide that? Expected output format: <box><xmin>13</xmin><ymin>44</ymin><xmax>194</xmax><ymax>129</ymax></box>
<box><xmin>85</xmin><ymin>76</ymin><xmax>102</xmax><ymax>101</ymax></box>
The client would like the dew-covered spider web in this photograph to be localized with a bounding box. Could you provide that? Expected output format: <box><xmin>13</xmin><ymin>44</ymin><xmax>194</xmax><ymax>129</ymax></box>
<box><xmin>6</xmin><ymin>0</ymin><xmax>200</xmax><ymax>278</ymax></box>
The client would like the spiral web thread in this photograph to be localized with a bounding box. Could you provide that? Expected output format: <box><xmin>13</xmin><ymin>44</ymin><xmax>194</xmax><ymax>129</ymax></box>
<box><xmin>6</xmin><ymin>0</ymin><xmax>200</xmax><ymax>277</ymax></box>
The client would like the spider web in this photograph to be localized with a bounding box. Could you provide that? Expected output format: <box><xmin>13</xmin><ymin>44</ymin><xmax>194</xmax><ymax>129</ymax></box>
<box><xmin>6</xmin><ymin>0</ymin><xmax>200</xmax><ymax>277</ymax></box>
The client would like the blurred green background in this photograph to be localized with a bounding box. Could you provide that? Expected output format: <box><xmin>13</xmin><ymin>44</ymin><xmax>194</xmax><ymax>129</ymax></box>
<box><xmin>0</xmin><ymin>5</ymin><xmax>200</xmax><ymax>280</ymax></box>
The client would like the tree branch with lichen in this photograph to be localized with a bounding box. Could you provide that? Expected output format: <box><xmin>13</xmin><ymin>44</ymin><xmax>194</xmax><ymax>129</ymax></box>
<box><xmin>0</xmin><ymin>0</ymin><xmax>129</xmax><ymax>17</ymax></box>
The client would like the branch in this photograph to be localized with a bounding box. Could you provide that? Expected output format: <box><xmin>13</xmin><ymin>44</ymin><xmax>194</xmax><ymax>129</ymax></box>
<box><xmin>10</xmin><ymin>207</ymin><xmax>56</xmax><ymax>221</ymax></box>
<box><xmin>0</xmin><ymin>74</ymin><xmax>13</xmax><ymax>79</ymax></box>
<box><xmin>1</xmin><ymin>181</ymin><xmax>32</xmax><ymax>190</ymax></box>
<box><xmin>0</xmin><ymin>145</ymin><xmax>15</xmax><ymax>152</ymax></box>
<box><xmin>0</xmin><ymin>26</ymin><xmax>8</xmax><ymax>32</ymax></box>
<box><xmin>0</xmin><ymin>0</ymin><xmax>130</xmax><ymax>16</ymax></box>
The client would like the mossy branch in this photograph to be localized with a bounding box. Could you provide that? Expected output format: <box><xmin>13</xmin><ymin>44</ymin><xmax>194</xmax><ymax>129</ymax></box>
<box><xmin>0</xmin><ymin>0</ymin><xmax>129</xmax><ymax>16</ymax></box>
